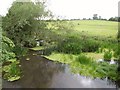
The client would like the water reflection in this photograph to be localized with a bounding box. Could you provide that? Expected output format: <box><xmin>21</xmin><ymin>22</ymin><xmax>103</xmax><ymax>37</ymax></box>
<box><xmin>2</xmin><ymin>51</ymin><xmax>117</xmax><ymax>88</ymax></box>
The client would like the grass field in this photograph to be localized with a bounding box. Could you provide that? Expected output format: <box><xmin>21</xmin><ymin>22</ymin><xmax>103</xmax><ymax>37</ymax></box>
<box><xmin>71</xmin><ymin>20</ymin><xmax>118</xmax><ymax>38</ymax></box>
<box><xmin>47</xmin><ymin>20</ymin><xmax>118</xmax><ymax>39</ymax></box>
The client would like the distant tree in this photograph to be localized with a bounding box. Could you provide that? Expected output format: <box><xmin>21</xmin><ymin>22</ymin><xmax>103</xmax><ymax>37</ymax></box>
<box><xmin>93</xmin><ymin>14</ymin><xmax>98</xmax><ymax>20</ymax></box>
<box><xmin>101</xmin><ymin>19</ymin><xmax>107</xmax><ymax>21</ymax></box>
<box><xmin>118</xmin><ymin>17</ymin><xmax>120</xmax><ymax>22</ymax></box>
<box><xmin>83</xmin><ymin>18</ymin><xmax>86</xmax><ymax>20</ymax></box>
<box><xmin>88</xmin><ymin>18</ymin><xmax>91</xmax><ymax>20</ymax></box>
<box><xmin>99</xmin><ymin>16</ymin><xmax>101</xmax><ymax>20</ymax></box>
<box><xmin>2</xmin><ymin>0</ymin><xmax>50</xmax><ymax>47</ymax></box>
<box><xmin>109</xmin><ymin>17</ymin><xmax>118</xmax><ymax>22</ymax></box>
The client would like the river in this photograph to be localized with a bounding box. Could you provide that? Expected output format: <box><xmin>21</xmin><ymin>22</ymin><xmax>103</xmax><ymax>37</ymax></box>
<box><xmin>2</xmin><ymin>51</ymin><xmax>117</xmax><ymax>88</ymax></box>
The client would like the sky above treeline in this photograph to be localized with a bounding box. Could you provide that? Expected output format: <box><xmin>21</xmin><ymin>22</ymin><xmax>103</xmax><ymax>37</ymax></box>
<box><xmin>0</xmin><ymin>0</ymin><xmax>119</xmax><ymax>19</ymax></box>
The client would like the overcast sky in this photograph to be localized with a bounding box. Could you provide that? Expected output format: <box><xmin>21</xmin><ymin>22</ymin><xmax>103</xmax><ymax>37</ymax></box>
<box><xmin>0</xmin><ymin>0</ymin><xmax>120</xmax><ymax>19</ymax></box>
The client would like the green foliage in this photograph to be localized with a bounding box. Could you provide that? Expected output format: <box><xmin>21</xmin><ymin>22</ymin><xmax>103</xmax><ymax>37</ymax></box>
<box><xmin>113</xmin><ymin>49</ymin><xmax>119</xmax><ymax>59</ymax></box>
<box><xmin>109</xmin><ymin>17</ymin><xmax>118</xmax><ymax>22</ymax></box>
<box><xmin>96</xmin><ymin>62</ymin><xmax>117</xmax><ymax>80</ymax></box>
<box><xmin>45</xmin><ymin>52</ymin><xmax>118</xmax><ymax>81</ymax></box>
<box><xmin>2</xmin><ymin>35</ymin><xmax>15</xmax><ymax>62</ymax></box>
<box><xmin>13</xmin><ymin>46</ymin><xmax>28</xmax><ymax>58</ymax></box>
<box><xmin>76</xmin><ymin>54</ymin><xmax>93</xmax><ymax>65</ymax></box>
<box><xmin>2</xmin><ymin>35</ymin><xmax>15</xmax><ymax>49</ymax></box>
<box><xmin>2</xmin><ymin>0</ymin><xmax>49</xmax><ymax>47</ymax></box>
<box><xmin>104</xmin><ymin>51</ymin><xmax>112</xmax><ymax>61</ymax></box>
<box><xmin>2</xmin><ymin>35</ymin><xmax>21</xmax><ymax>81</ymax></box>
<box><xmin>3</xmin><ymin>59</ymin><xmax>21</xmax><ymax>81</ymax></box>
<box><xmin>56</xmin><ymin>36</ymin><xmax>82</xmax><ymax>54</ymax></box>
<box><xmin>56</xmin><ymin>36</ymin><xmax>100</xmax><ymax>54</ymax></box>
<box><xmin>81</xmin><ymin>39</ymin><xmax>100</xmax><ymax>52</ymax></box>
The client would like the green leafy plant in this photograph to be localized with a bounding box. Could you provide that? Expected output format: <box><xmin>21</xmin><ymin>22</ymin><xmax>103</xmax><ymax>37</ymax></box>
<box><xmin>96</xmin><ymin>62</ymin><xmax>118</xmax><ymax>80</ymax></box>
<box><xmin>3</xmin><ymin>61</ymin><xmax>21</xmax><ymax>81</ymax></box>
<box><xmin>2</xmin><ymin>1</ymin><xmax>50</xmax><ymax>47</ymax></box>
<box><xmin>104</xmin><ymin>51</ymin><xmax>112</xmax><ymax>61</ymax></box>
<box><xmin>76</xmin><ymin>54</ymin><xmax>93</xmax><ymax>65</ymax></box>
<box><xmin>2</xmin><ymin>35</ymin><xmax>21</xmax><ymax>81</ymax></box>
<box><xmin>56</xmin><ymin>36</ymin><xmax>82</xmax><ymax>54</ymax></box>
<box><xmin>13</xmin><ymin>46</ymin><xmax>28</xmax><ymax>58</ymax></box>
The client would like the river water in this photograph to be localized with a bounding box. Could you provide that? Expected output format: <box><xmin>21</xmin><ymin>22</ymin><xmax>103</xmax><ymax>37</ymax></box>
<box><xmin>2</xmin><ymin>51</ymin><xmax>117</xmax><ymax>88</ymax></box>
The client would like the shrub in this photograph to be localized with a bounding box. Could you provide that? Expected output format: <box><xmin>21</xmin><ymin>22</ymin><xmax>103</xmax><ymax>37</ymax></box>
<box><xmin>56</xmin><ymin>36</ymin><xmax>100</xmax><ymax>54</ymax></box>
<box><xmin>81</xmin><ymin>39</ymin><xmax>100</xmax><ymax>52</ymax></box>
<box><xmin>13</xmin><ymin>46</ymin><xmax>28</xmax><ymax>58</ymax></box>
<box><xmin>56</xmin><ymin>36</ymin><xmax>82</xmax><ymax>54</ymax></box>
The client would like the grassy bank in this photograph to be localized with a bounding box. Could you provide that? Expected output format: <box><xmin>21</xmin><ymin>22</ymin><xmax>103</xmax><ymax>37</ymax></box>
<box><xmin>44</xmin><ymin>52</ymin><xmax>118</xmax><ymax>80</ymax></box>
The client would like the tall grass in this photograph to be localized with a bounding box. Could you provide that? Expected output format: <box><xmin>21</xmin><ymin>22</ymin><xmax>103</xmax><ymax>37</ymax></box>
<box><xmin>56</xmin><ymin>36</ymin><xmax>100</xmax><ymax>54</ymax></box>
<box><xmin>75</xmin><ymin>54</ymin><xmax>93</xmax><ymax>65</ymax></box>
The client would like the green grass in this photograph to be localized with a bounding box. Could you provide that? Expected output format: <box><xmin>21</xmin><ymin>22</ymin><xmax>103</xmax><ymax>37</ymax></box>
<box><xmin>44</xmin><ymin>52</ymin><xmax>77</xmax><ymax>64</ymax></box>
<box><xmin>71</xmin><ymin>20</ymin><xmax>118</xmax><ymax>38</ymax></box>
<box><xmin>84</xmin><ymin>53</ymin><xmax>116</xmax><ymax>61</ymax></box>
<box><xmin>47</xmin><ymin>20</ymin><xmax>118</xmax><ymax>39</ymax></box>
<box><xmin>84</xmin><ymin>52</ymin><xmax>104</xmax><ymax>60</ymax></box>
<box><xmin>44</xmin><ymin>52</ymin><xmax>118</xmax><ymax>80</ymax></box>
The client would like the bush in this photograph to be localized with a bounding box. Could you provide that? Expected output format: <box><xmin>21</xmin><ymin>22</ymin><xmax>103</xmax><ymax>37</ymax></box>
<box><xmin>81</xmin><ymin>39</ymin><xmax>100</xmax><ymax>52</ymax></box>
<box><xmin>24</xmin><ymin>40</ymin><xmax>36</xmax><ymax>48</ymax></box>
<box><xmin>56</xmin><ymin>36</ymin><xmax>100</xmax><ymax>54</ymax></box>
<box><xmin>13</xmin><ymin>46</ymin><xmax>28</xmax><ymax>58</ymax></box>
<box><xmin>2</xmin><ymin>1</ymin><xmax>49</xmax><ymax>47</ymax></box>
<box><xmin>56</xmin><ymin>36</ymin><xmax>82</xmax><ymax>54</ymax></box>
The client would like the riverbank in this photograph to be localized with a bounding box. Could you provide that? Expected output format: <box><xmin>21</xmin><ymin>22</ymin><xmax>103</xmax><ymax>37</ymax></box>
<box><xmin>43</xmin><ymin>52</ymin><xmax>118</xmax><ymax>81</ymax></box>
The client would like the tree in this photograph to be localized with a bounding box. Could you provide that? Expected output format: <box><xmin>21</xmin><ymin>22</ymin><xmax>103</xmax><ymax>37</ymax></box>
<box><xmin>109</xmin><ymin>17</ymin><xmax>118</xmax><ymax>22</ymax></box>
<box><xmin>2</xmin><ymin>0</ymin><xmax>50</xmax><ymax>47</ymax></box>
<box><xmin>93</xmin><ymin>14</ymin><xmax>98</xmax><ymax>20</ymax></box>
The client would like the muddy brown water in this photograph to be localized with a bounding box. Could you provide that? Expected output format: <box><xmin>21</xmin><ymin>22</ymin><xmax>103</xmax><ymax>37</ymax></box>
<box><xmin>2</xmin><ymin>51</ymin><xmax>117</xmax><ymax>88</ymax></box>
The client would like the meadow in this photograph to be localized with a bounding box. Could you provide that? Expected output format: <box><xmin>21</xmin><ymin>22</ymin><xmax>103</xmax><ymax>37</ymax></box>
<box><xmin>71</xmin><ymin>20</ymin><xmax>118</xmax><ymax>38</ymax></box>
